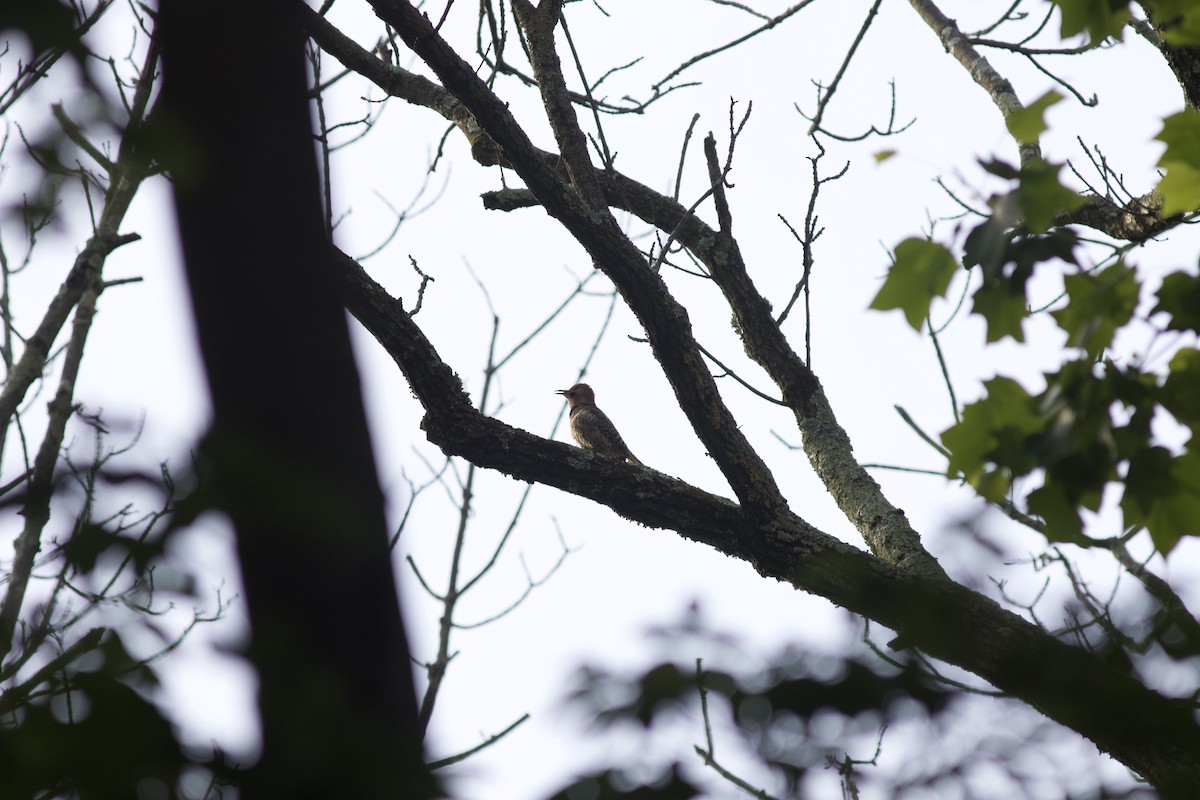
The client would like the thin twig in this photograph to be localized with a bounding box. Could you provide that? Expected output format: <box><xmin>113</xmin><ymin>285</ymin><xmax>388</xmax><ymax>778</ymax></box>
<box><xmin>806</xmin><ymin>0</ymin><xmax>883</xmax><ymax>134</ymax></box>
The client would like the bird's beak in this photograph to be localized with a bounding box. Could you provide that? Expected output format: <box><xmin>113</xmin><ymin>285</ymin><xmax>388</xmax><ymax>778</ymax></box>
<box><xmin>555</xmin><ymin>389</ymin><xmax>569</xmax><ymax>395</ymax></box>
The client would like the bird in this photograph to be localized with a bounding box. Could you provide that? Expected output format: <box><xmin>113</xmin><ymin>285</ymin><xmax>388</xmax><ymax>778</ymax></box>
<box><xmin>556</xmin><ymin>383</ymin><xmax>642</xmax><ymax>465</ymax></box>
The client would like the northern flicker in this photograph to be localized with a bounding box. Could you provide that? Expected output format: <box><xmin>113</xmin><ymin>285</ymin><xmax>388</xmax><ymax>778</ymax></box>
<box><xmin>556</xmin><ymin>383</ymin><xmax>642</xmax><ymax>465</ymax></box>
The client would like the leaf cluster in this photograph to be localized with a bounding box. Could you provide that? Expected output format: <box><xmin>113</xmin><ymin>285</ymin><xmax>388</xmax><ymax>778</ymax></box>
<box><xmin>1053</xmin><ymin>0</ymin><xmax>1200</xmax><ymax>45</ymax></box>
<box><xmin>0</xmin><ymin>630</ymin><xmax>232</xmax><ymax>798</ymax></box>
<box><xmin>872</xmin><ymin>92</ymin><xmax>1200</xmax><ymax>554</ymax></box>
<box><xmin>568</xmin><ymin>653</ymin><xmax>952</xmax><ymax>794</ymax></box>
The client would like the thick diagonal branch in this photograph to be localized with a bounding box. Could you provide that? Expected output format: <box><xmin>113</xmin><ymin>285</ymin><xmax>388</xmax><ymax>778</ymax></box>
<box><xmin>309</xmin><ymin>14</ymin><xmax>948</xmax><ymax>571</ymax></box>
<box><xmin>1056</xmin><ymin>189</ymin><xmax>1182</xmax><ymax>242</ymax></box>
<box><xmin>338</xmin><ymin>248</ymin><xmax>1200</xmax><ymax>794</ymax></box>
<box><xmin>692</xmin><ymin>134</ymin><xmax>945</xmax><ymax>578</ymax></box>
<box><xmin>368</xmin><ymin>0</ymin><xmax>788</xmax><ymax>517</ymax></box>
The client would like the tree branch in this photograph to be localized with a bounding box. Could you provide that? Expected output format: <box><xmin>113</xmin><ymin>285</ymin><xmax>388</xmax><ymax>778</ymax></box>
<box><xmin>906</xmin><ymin>0</ymin><xmax>1040</xmax><ymax>166</ymax></box>
<box><xmin>368</xmin><ymin>0</ymin><xmax>790</xmax><ymax>517</ymax></box>
<box><xmin>337</xmin><ymin>248</ymin><xmax>1200</xmax><ymax>792</ymax></box>
<box><xmin>1134</xmin><ymin>4</ymin><xmax>1200</xmax><ymax>109</ymax></box>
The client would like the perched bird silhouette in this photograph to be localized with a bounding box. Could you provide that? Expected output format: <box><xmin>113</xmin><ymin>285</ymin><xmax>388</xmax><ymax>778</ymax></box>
<box><xmin>556</xmin><ymin>383</ymin><xmax>642</xmax><ymax>465</ymax></box>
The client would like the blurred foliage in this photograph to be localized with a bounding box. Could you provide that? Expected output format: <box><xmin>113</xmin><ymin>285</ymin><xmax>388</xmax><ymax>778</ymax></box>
<box><xmin>1004</xmin><ymin>90</ymin><xmax>1064</xmax><ymax>144</ymax></box>
<box><xmin>0</xmin><ymin>0</ymin><xmax>87</xmax><ymax>65</ymax></box>
<box><xmin>939</xmin><ymin>341</ymin><xmax>1199</xmax><ymax>551</ymax></box>
<box><xmin>981</xmin><ymin>158</ymin><xmax>1088</xmax><ymax>234</ymax></box>
<box><xmin>872</xmin><ymin>65</ymin><xmax>1200</xmax><ymax>556</ymax></box>
<box><xmin>1157</xmin><ymin>111</ymin><xmax>1200</xmax><ymax>216</ymax></box>
<box><xmin>1051</xmin><ymin>0</ymin><xmax>1200</xmax><ymax>45</ymax></box>
<box><xmin>546</xmin><ymin>766</ymin><xmax>701</xmax><ymax>800</ymax></box>
<box><xmin>563</xmin><ymin>649</ymin><xmax>953</xmax><ymax>797</ymax></box>
<box><xmin>0</xmin><ymin>419</ymin><xmax>226</xmax><ymax>798</ymax></box>
<box><xmin>0</xmin><ymin>631</ymin><xmax>194</xmax><ymax>799</ymax></box>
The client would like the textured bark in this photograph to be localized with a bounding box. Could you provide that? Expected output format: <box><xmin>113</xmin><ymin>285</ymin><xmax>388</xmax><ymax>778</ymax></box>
<box><xmin>312</xmin><ymin>1</ymin><xmax>1200</xmax><ymax>792</ymax></box>
<box><xmin>1057</xmin><ymin>189</ymin><xmax>1182</xmax><ymax>242</ymax></box>
<box><xmin>339</xmin><ymin>249</ymin><xmax>1200</xmax><ymax>795</ymax></box>
<box><xmin>907</xmin><ymin>0</ymin><xmax>1040</xmax><ymax>166</ymax></box>
<box><xmin>364</xmin><ymin>0</ymin><xmax>790</xmax><ymax>519</ymax></box>
<box><xmin>1138</xmin><ymin>2</ymin><xmax>1200</xmax><ymax>109</ymax></box>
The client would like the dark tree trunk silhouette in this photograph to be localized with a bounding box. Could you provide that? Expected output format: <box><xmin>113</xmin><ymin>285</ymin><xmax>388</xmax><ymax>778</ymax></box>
<box><xmin>158</xmin><ymin>1</ymin><xmax>434</xmax><ymax>795</ymax></box>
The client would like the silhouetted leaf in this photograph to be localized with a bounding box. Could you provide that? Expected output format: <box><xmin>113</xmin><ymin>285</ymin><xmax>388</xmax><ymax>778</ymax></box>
<box><xmin>1050</xmin><ymin>0</ymin><xmax>1131</xmax><ymax>44</ymax></box>
<box><xmin>871</xmin><ymin>239</ymin><xmax>958</xmax><ymax>330</ymax></box>
<box><xmin>1006</xmin><ymin>90</ymin><xmax>1064</xmax><ymax>143</ymax></box>
<box><xmin>964</xmin><ymin>225</ymin><xmax>1078</xmax><ymax>343</ymax></box>
<box><xmin>1162</xmin><ymin>348</ymin><xmax>1200</xmax><ymax>428</ymax></box>
<box><xmin>0</xmin><ymin>0</ymin><xmax>83</xmax><ymax>60</ymax></box>
<box><xmin>980</xmin><ymin>158</ymin><xmax>1020</xmax><ymax>181</ymax></box>
<box><xmin>962</xmin><ymin>219</ymin><xmax>1009</xmax><ymax>271</ymax></box>
<box><xmin>1153</xmin><ymin>269</ymin><xmax>1200</xmax><ymax>332</ymax></box>
<box><xmin>972</xmin><ymin>282</ymin><xmax>1028</xmax><ymax>343</ymax></box>
<box><xmin>1027</xmin><ymin>481</ymin><xmax>1085</xmax><ymax>542</ymax></box>
<box><xmin>545</xmin><ymin>766</ymin><xmax>701</xmax><ymax>800</ymax></box>
<box><xmin>1012</xmin><ymin>159</ymin><xmax>1087</xmax><ymax>232</ymax></box>
<box><xmin>0</xmin><ymin>632</ymin><xmax>189</xmax><ymax>798</ymax></box>
<box><xmin>1052</xmin><ymin>262</ymin><xmax>1139</xmax><ymax>358</ymax></box>
<box><xmin>1149</xmin><ymin>0</ymin><xmax>1200</xmax><ymax>44</ymax></box>
<box><xmin>942</xmin><ymin>378</ymin><xmax>1042</xmax><ymax>498</ymax></box>
<box><xmin>1124</xmin><ymin>449</ymin><xmax>1200</xmax><ymax>554</ymax></box>
<box><xmin>1156</xmin><ymin>111</ymin><xmax>1200</xmax><ymax>215</ymax></box>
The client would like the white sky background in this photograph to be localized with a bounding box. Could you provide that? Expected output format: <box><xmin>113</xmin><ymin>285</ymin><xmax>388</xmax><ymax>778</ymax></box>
<box><xmin>3</xmin><ymin>0</ymin><xmax>1200</xmax><ymax>798</ymax></box>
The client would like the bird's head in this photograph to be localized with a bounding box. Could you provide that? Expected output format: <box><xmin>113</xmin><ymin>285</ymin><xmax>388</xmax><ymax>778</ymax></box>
<box><xmin>556</xmin><ymin>383</ymin><xmax>595</xmax><ymax>406</ymax></box>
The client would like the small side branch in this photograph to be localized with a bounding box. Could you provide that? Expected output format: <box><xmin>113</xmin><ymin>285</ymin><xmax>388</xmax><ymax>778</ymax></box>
<box><xmin>806</xmin><ymin>0</ymin><xmax>884</xmax><ymax>134</ymax></box>
<box><xmin>428</xmin><ymin>713</ymin><xmax>531</xmax><ymax>769</ymax></box>
<box><xmin>906</xmin><ymin>0</ymin><xmax>1039</xmax><ymax>165</ymax></box>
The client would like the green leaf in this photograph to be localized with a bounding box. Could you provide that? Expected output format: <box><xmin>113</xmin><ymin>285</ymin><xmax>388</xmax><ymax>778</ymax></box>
<box><xmin>1157</xmin><ymin>161</ymin><xmax>1200</xmax><ymax>216</ymax></box>
<box><xmin>1052</xmin><ymin>262</ymin><xmax>1140</xmax><ymax>357</ymax></box>
<box><xmin>1124</xmin><ymin>446</ymin><xmax>1175</xmax><ymax>516</ymax></box>
<box><xmin>874</xmin><ymin>149</ymin><xmax>897</xmax><ymax>163</ymax></box>
<box><xmin>980</xmin><ymin>158</ymin><xmax>1020</xmax><ymax>181</ymax></box>
<box><xmin>1153</xmin><ymin>270</ymin><xmax>1200</xmax><ymax>332</ymax></box>
<box><xmin>975</xmin><ymin>468</ymin><xmax>1013</xmax><ymax>502</ymax></box>
<box><xmin>1007</xmin><ymin>229</ymin><xmax>1079</xmax><ymax>269</ymax></box>
<box><xmin>964</xmin><ymin>226</ymin><xmax>1078</xmax><ymax>343</ymax></box>
<box><xmin>1108</xmin><ymin>367</ymin><xmax>1158</xmax><ymax>460</ymax></box>
<box><xmin>942</xmin><ymin>377</ymin><xmax>1042</xmax><ymax>496</ymax></box>
<box><xmin>1124</xmin><ymin>448</ymin><xmax>1200</xmax><ymax>554</ymax></box>
<box><xmin>1027</xmin><ymin>481</ymin><xmax>1085</xmax><ymax>542</ymax></box>
<box><xmin>962</xmin><ymin>219</ymin><xmax>1009</xmax><ymax>271</ymax></box>
<box><xmin>1012</xmin><ymin>159</ymin><xmax>1087</xmax><ymax>232</ymax></box>
<box><xmin>1156</xmin><ymin>111</ymin><xmax>1200</xmax><ymax>168</ymax></box>
<box><xmin>1005</xmin><ymin>91</ymin><xmax>1064</xmax><ymax>143</ymax></box>
<box><xmin>1156</xmin><ymin>111</ymin><xmax>1200</xmax><ymax>215</ymax></box>
<box><xmin>1036</xmin><ymin>361</ymin><xmax>1121</xmax><ymax>496</ymax></box>
<box><xmin>972</xmin><ymin>283</ymin><xmax>1028</xmax><ymax>343</ymax></box>
<box><xmin>1051</xmin><ymin>0</ymin><xmax>1131</xmax><ymax>44</ymax></box>
<box><xmin>871</xmin><ymin>238</ymin><xmax>958</xmax><ymax>330</ymax></box>
<box><xmin>1155</xmin><ymin>0</ymin><xmax>1200</xmax><ymax>46</ymax></box>
<box><xmin>1162</xmin><ymin>348</ymin><xmax>1200</xmax><ymax>428</ymax></box>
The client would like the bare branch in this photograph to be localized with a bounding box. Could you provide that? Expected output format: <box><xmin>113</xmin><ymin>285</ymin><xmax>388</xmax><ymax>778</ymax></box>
<box><xmin>906</xmin><ymin>0</ymin><xmax>1040</xmax><ymax>166</ymax></box>
<box><xmin>805</xmin><ymin>0</ymin><xmax>883</xmax><ymax>135</ymax></box>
